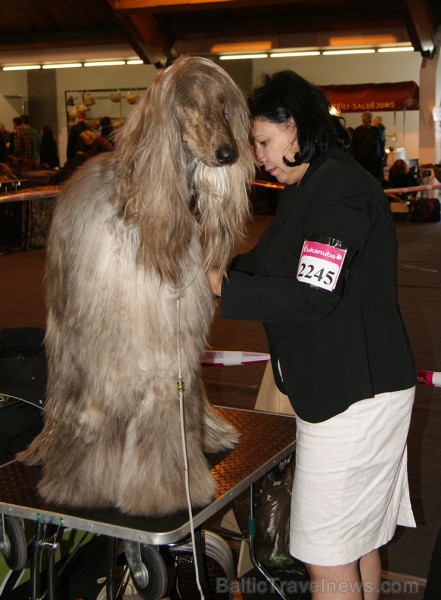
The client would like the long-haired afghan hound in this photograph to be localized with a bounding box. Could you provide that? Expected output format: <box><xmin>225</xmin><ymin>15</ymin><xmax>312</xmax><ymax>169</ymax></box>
<box><xmin>18</xmin><ymin>56</ymin><xmax>254</xmax><ymax>516</ymax></box>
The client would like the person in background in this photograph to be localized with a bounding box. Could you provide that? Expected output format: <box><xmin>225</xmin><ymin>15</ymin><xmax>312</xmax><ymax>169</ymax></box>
<box><xmin>39</xmin><ymin>125</ymin><xmax>60</xmax><ymax>169</ymax></box>
<box><xmin>388</xmin><ymin>159</ymin><xmax>418</xmax><ymax>189</ymax></box>
<box><xmin>387</xmin><ymin>159</ymin><xmax>419</xmax><ymax>200</ymax></box>
<box><xmin>372</xmin><ymin>116</ymin><xmax>388</xmax><ymax>169</ymax></box>
<box><xmin>21</xmin><ymin>115</ymin><xmax>41</xmax><ymax>162</ymax></box>
<box><xmin>51</xmin><ymin>127</ymin><xmax>114</xmax><ymax>185</ymax></box>
<box><xmin>209</xmin><ymin>70</ymin><xmax>416</xmax><ymax>600</ymax></box>
<box><xmin>11</xmin><ymin>116</ymin><xmax>33</xmax><ymax>161</ymax></box>
<box><xmin>350</xmin><ymin>111</ymin><xmax>385</xmax><ymax>181</ymax></box>
<box><xmin>66</xmin><ymin>111</ymin><xmax>89</xmax><ymax>160</ymax></box>
<box><xmin>372</xmin><ymin>115</ymin><xmax>386</xmax><ymax>143</ymax></box>
<box><xmin>0</xmin><ymin>122</ymin><xmax>10</xmax><ymax>163</ymax></box>
<box><xmin>76</xmin><ymin>129</ymin><xmax>114</xmax><ymax>162</ymax></box>
<box><xmin>99</xmin><ymin>116</ymin><xmax>115</xmax><ymax>147</ymax></box>
<box><xmin>50</xmin><ymin>126</ymin><xmax>113</xmax><ymax>185</ymax></box>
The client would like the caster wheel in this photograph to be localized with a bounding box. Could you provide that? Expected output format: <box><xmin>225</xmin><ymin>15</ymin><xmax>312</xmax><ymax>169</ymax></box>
<box><xmin>1</xmin><ymin>516</ymin><xmax>28</xmax><ymax>571</ymax></box>
<box><xmin>129</xmin><ymin>544</ymin><xmax>168</xmax><ymax>600</ymax></box>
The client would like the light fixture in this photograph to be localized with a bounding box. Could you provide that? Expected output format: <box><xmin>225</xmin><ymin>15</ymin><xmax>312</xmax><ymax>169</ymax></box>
<box><xmin>269</xmin><ymin>51</ymin><xmax>320</xmax><ymax>58</ymax></box>
<box><xmin>3</xmin><ymin>64</ymin><xmax>41</xmax><ymax>71</ymax></box>
<box><xmin>323</xmin><ymin>49</ymin><xmax>376</xmax><ymax>56</ymax></box>
<box><xmin>220</xmin><ymin>53</ymin><xmax>268</xmax><ymax>60</ymax></box>
<box><xmin>42</xmin><ymin>63</ymin><xmax>83</xmax><ymax>69</ymax></box>
<box><xmin>126</xmin><ymin>59</ymin><xmax>143</xmax><ymax>65</ymax></box>
<box><xmin>83</xmin><ymin>60</ymin><xmax>126</xmax><ymax>67</ymax></box>
<box><xmin>377</xmin><ymin>46</ymin><xmax>414</xmax><ymax>53</ymax></box>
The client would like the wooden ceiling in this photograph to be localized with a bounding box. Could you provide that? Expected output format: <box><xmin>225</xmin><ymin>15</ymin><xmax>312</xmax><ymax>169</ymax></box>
<box><xmin>0</xmin><ymin>0</ymin><xmax>439</xmax><ymax>68</ymax></box>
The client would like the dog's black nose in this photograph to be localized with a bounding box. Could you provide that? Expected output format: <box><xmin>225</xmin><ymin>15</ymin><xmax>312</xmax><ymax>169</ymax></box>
<box><xmin>215</xmin><ymin>145</ymin><xmax>237</xmax><ymax>165</ymax></box>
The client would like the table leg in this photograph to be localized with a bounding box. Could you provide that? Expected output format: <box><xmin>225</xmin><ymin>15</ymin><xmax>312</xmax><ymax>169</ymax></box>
<box><xmin>30</xmin><ymin>520</ymin><xmax>44</xmax><ymax>600</ymax></box>
<box><xmin>248</xmin><ymin>483</ymin><xmax>290</xmax><ymax>600</ymax></box>
<box><xmin>106</xmin><ymin>536</ymin><xmax>118</xmax><ymax>600</ymax></box>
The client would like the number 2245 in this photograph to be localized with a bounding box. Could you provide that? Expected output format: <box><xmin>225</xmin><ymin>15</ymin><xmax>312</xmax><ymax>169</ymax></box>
<box><xmin>297</xmin><ymin>263</ymin><xmax>335</xmax><ymax>286</ymax></box>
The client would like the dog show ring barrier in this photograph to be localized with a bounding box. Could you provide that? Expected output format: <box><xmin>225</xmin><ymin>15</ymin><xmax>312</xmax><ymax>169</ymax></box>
<box><xmin>0</xmin><ymin>186</ymin><xmax>61</xmax><ymax>251</ymax></box>
<box><xmin>250</xmin><ymin>179</ymin><xmax>441</xmax><ymax>221</ymax></box>
<box><xmin>0</xmin><ymin>406</ymin><xmax>296</xmax><ymax>600</ymax></box>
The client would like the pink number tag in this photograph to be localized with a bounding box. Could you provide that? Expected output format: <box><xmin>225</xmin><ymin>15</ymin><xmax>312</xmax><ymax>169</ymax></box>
<box><xmin>297</xmin><ymin>240</ymin><xmax>347</xmax><ymax>292</ymax></box>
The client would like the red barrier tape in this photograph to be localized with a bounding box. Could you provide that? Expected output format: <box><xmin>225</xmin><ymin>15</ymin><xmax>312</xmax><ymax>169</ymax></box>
<box><xmin>417</xmin><ymin>370</ymin><xmax>441</xmax><ymax>387</ymax></box>
<box><xmin>385</xmin><ymin>183</ymin><xmax>441</xmax><ymax>195</ymax></box>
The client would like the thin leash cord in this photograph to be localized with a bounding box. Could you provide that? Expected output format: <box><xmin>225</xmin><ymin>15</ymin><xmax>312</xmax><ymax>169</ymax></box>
<box><xmin>176</xmin><ymin>297</ymin><xmax>205</xmax><ymax>600</ymax></box>
<box><xmin>0</xmin><ymin>392</ymin><xmax>46</xmax><ymax>410</ymax></box>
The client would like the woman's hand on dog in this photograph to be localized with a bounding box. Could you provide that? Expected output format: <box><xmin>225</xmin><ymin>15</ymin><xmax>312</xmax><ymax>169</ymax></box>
<box><xmin>208</xmin><ymin>269</ymin><xmax>223</xmax><ymax>298</ymax></box>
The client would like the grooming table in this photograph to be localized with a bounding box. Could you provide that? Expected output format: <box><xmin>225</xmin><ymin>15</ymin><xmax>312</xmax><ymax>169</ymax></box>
<box><xmin>0</xmin><ymin>406</ymin><xmax>296</xmax><ymax>599</ymax></box>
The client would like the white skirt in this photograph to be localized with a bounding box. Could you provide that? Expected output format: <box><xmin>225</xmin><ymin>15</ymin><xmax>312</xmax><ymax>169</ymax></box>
<box><xmin>289</xmin><ymin>387</ymin><xmax>416</xmax><ymax>566</ymax></box>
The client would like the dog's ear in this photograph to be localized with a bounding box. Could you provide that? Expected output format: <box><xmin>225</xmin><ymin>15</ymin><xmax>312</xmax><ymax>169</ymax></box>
<box><xmin>115</xmin><ymin>81</ymin><xmax>196</xmax><ymax>285</ymax></box>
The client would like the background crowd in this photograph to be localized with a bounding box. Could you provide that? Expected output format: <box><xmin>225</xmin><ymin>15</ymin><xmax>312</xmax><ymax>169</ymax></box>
<box><xmin>0</xmin><ymin>106</ymin><xmax>420</xmax><ymax>192</ymax></box>
<box><xmin>0</xmin><ymin>112</ymin><xmax>115</xmax><ymax>185</ymax></box>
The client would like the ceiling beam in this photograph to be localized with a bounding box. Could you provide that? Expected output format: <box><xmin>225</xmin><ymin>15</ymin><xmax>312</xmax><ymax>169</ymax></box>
<box><xmin>401</xmin><ymin>0</ymin><xmax>436</xmax><ymax>57</ymax></box>
<box><xmin>106</xmin><ymin>0</ymin><xmax>174</xmax><ymax>67</ymax></box>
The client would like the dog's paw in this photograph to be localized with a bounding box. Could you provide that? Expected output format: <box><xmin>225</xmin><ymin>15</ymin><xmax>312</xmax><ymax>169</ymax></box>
<box><xmin>202</xmin><ymin>407</ymin><xmax>239</xmax><ymax>453</ymax></box>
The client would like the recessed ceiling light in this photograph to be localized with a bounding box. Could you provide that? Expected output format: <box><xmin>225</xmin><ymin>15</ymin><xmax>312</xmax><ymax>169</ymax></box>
<box><xmin>220</xmin><ymin>54</ymin><xmax>268</xmax><ymax>60</ymax></box>
<box><xmin>42</xmin><ymin>63</ymin><xmax>82</xmax><ymax>69</ymax></box>
<box><xmin>83</xmin><ymin>60</ymin><xmax>126</xmax><ymax>67</ymax></box>
<box><xmin>3</xmin><ymin>64</ymin><xmax>41</xmax><ymax>71</ymax></box>
<box><xmin>377</xmin><ymin>46</ymin><xmax>414</xmax><ymax>53</ymax></box>
<box><xmin>269</xmin><ymin>51</ymin><xmax>320</xmax><ymax>58</ymax></box>
<box><xmin>323</xmin><ymin>49</ymin><xmax>376</xmax><ymax>55</ymax></box>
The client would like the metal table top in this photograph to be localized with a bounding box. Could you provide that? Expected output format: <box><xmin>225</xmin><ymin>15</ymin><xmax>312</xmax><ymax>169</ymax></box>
<box><xmin>0</xmin><ymin>407</ymin><xmax>295</xmax><ymax>545</ymax></box>
<box><xmin>0</xmin><ymin>185</ymin><xmax>61</xmax><ymax>203</ymax></box>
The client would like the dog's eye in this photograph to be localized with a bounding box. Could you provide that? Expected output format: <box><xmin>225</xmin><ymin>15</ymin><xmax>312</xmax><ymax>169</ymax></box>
<box><xmin>218</xmin><ymin>93</ymin><xmax>230</xmax><ymax>119</ymax></box>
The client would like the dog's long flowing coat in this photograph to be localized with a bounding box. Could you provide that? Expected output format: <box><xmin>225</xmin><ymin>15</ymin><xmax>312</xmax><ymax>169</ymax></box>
<box><xmin>18</xmin><ymin>57</ymin><xmax>254</xmax><ymax>516</ymax></box>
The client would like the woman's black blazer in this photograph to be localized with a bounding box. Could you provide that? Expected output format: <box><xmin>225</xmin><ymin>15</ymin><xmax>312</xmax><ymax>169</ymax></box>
<box><xmin>221</xmin><ymin>146</ymin><xmax>416</xmax><ymax>422</ymax></box>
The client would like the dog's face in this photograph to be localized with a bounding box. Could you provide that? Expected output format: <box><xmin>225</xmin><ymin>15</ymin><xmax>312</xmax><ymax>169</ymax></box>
<box><xmin>173</xmin><ymin>62</ymin><xmax>245</xmax><ymax>168</ymax></box>
<box><xmin>115</xmin><ymin>56</ymin><xmax>254</xmax><ymax>281</ymax></box>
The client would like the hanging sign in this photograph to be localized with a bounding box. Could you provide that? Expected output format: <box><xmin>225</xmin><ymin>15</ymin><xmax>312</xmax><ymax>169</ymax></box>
<box><xmin>320</xmin><ymin>81</ymin><xmax>419</xmax><ymax>113</ymax></box>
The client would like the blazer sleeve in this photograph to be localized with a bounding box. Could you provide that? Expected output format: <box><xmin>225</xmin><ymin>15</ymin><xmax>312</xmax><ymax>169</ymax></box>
<box><xmin>221</xmin><ymin>160</ymin><xmax>384</xmax><ymax>323</ymax></box>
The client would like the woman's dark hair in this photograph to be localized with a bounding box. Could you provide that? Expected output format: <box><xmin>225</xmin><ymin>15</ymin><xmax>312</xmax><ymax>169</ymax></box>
<box><xmin>389</xmin><ymin>159</ymin><xmax>408</xmax><ymax>177</ymax></box>
<box><xmin>248</xmin><ymin>70</ymin><xmax>349</xmax><ymax>166</ymax></box>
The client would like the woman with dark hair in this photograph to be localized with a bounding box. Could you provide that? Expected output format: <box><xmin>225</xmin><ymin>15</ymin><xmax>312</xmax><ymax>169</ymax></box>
<box><xmin>209</xmin><ymin>71</ymin><xmax>416</xmax><ymax>599</ymax></box>
<box><xmin>40</xmin><ymin>125</ymin><xmax>60</xmax><ymax>169</ymax></box>
<box><xmin>388</xmin><ymin>159</ymin><xmax>419</xmax><ymax>201</ymax></box>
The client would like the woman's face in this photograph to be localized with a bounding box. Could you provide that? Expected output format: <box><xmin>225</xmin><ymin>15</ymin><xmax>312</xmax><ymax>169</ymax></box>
<box><xmin>252</xmin><ymin>117</ymin><xmax>309</xmax><ymax>185</ymax></box>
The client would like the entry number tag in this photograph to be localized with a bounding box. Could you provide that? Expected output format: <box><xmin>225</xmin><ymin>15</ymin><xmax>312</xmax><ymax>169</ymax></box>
<box><xmin>297</xmin><ymin>240</ymin><xmax>347</xmax><ymax>292</ymax></box>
